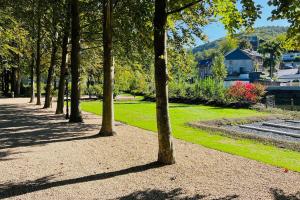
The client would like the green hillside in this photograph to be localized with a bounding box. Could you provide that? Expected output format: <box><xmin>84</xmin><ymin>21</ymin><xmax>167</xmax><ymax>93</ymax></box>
<box><xmin>193</xmin><ymin>26</ymin><xmax>288</xmax><ymax>54</ymax></box>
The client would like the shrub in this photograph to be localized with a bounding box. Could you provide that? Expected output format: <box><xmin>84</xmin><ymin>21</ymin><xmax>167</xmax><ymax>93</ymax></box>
<box><xmin>168</xmin><ymin>77</ymin><xmax>228</xmax><ymax>104</ymax></box>
<box><xmin>94</xmin><ymin>84</ymin><xmax>104</xmax><ymax>98</ymax></box>
<box><xmin>227</xmin><ymin>81</ymin><xmax>265</xmax><ymax>104</ymax></box>
<box><xmin>194</xmin><ymin>78</ymin><xmax>227</xmax><ymax>103</ymax></box>
<box><xmin>85</xmin><ymin>84</ymin><xmax>103</xmax><ymax>98</ymax></box>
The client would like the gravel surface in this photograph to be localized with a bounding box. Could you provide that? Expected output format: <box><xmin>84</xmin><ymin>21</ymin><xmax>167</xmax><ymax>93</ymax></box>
<box><xmin>0</xmin><ymin>98</ymin><xmax>300</xmax><ymax>200</ymax></box>
<box><xmin>227</xmin><ymin>120</ymin><xmax>300</xmax><ymax>143</ymax></box>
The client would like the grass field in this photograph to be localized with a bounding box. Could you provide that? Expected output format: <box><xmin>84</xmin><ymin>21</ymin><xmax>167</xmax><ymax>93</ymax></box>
<box><xmin>81</xmin><ymin>100</ymin><xmax>300</xmax><ymax>172</ymax></box>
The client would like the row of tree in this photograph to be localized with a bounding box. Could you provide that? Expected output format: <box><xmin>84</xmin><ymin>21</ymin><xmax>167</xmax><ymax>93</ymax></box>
<box><xmin>0</xmin><ymin>0</ymin><xmax>298</xmax><ymax>164</ymax></box>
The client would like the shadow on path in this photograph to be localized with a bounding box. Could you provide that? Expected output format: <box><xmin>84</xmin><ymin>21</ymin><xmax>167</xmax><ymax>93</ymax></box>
<box><xmin>0</xmin><ymin>162</ymin><xmax>162</xmax><ymax>199</ymax></box>
<box><xmin>270</xmin><ymin>188</ymin><xmax>300</xmax><ymax>200</ymax></box>
<box><xmin>0</xmin><ymin>104</ymin><xmax>99</xmax><ymax>150</ymax></box>
<box><xmin>114</xmin><ymin>188</ymin><xmax>238</xmax><ymax>200</ymax></box>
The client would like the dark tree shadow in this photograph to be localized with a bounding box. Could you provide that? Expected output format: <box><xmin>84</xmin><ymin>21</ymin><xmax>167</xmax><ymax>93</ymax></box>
<box><xmin>0</xmin><ymin>162</ymin><xmax>163</xmax><ymax>199</ymax></box>
<box><xmin>0</xmin><ymin>150</ymin><xmax>19</xmax><ymax>161</ymax></box>
<box><xmin>115</xmin><ymin>188</ymin><xmax>207</xmax><ymax>200</ymax></box>
<box><xmin>270</xmin><ymin>188</ymin><xmax>300</xmax><ymax>200</ymax></box>
<box><xmin>0</xmin><ymin>104</ymin><xmax>100</xmax><ymax>150</ymax></box>
<box><xmin>114</xmin><ymin>188</ymin><xmax>238</xmax><ymax>200</ymax></box>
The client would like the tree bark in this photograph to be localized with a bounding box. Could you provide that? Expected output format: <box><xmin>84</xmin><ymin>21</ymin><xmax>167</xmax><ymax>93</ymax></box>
<box><xmin>11</xmin><ymin>67</ymin><xmax>16</xmax><ymax>95</ymax></box>
<box><xmin>44</xmin><ymin>4</ymin><xmax>59</xmax><ymax>109</ymax></box>
<box><xmin>16</xmin><ymin>67</ymin><xmax>21</xmax><ymax>96</ymax></box>
<box><xmin>1</xmin><ymin>71</ymin><xmax>4</xmax><ymax>94</ymax></box>
<box><xmin>29</xmin><ymin>0</ymin><xmax>36</xmax><ymax>103</ymax></box>
<box><xmin>154</xmin><ymin>0</ymin><xmax>175</xmax><ymax>164</ymax></box>
<box><xmin>56</xmin><ymin>2</ymin><xmax>71</xmax><ymax>114</ymax></box>
<box><xmin>43</xmin><ymin>39</ymin><xmax>58</xmax><ymax>108</ymax></box>
<box><xmin>4</xmin><ymin>69</ymin><xmax>10</xmax><ymax>96</ymax></box>
<box><xmin>69</xmin><ymin>0</ymin><xmax>83</xmax><ymax>122</ymax></box>
<box><xmin>99</xmin><ymin>0</ymin><xmax>115</xmax><ymax>136</ymax></box>
<box><xmin>36</xmin><ymin>1</ymin><xmax>42</xmax><ymax>105</ymax></box>
<box><xmin>29</xmin><ymin>51</ymin><xmax>35</xmax><ymax>103</ymax></box>
<box><xmin>270</xmin><ymin>53</ymin><xmax>274</xmax><ymax>79</ymax></box>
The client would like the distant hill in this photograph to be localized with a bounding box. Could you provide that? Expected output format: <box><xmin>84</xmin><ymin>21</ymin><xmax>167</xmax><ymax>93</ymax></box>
<box><xmin>192</xmin><ymin>26</ymin><xmax>288</xmax><ymax>54</ymax></box>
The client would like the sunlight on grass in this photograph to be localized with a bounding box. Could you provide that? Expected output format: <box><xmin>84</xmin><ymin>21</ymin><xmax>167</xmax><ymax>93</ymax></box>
<box><xmin>81</xmin><ymin>100</ymin><xmax>300</xmax><ymax>172</ymax></box>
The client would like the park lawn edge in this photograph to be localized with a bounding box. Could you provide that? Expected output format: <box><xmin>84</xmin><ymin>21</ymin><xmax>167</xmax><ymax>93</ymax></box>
<box><xmin>80</xmin><ymin>100</ymin><xmax>300</xmax><ymax>172</ymax></box>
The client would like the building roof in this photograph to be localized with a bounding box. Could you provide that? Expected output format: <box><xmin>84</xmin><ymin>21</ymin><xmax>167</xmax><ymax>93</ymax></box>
<box><xmin>225</xmin><ymin>48</ymin><xmax>262</xmax><ymax>60</ymax></box>
<box><xmin>267</xmin><ymin>86</ymin><xmax>300</xmax><ymax>91</ymax></box>
<box><xmin>198</xmin><ymin>58</ymin><xmax>212</xmax><ymax>67</ymax></box>
<box><xmin>277</xmin><ymin>69</ymin><xmax>300</xmax><ymax>82</ymax></box>
<box><xmin>278</xmin><ymin>74</ymin><xmax>300</xmax><ymax>82</ymax></box>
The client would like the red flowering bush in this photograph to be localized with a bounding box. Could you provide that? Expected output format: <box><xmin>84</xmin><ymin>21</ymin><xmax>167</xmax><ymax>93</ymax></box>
<box><xmin>227</xmin><ymin>81</ymin><xmax>266</xmax><ymax>104</ymax></box>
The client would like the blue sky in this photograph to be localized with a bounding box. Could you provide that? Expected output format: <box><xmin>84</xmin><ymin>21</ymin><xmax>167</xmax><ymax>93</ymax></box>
<box><xmin>195</xmin><ymin>0</ymin><xmax>289</xmax><ymax>46</ymax></box>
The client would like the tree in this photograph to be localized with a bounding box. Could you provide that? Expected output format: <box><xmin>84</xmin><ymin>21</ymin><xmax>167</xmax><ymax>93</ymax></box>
<box><xmin>218</xmin><ymin>37</ymin><xmax>238</xmax><ymax>54</ymax></box>
<box><xmin>239</xmin><ymin>39</ymin><xmax>252</xmax><ymax>50</ymax></box>
<box><xmin>152</xmin><ymin>0</ymin><xmax>261</xmax><ymax>164</ymax></box>
<box><xmin>153</xmin><ymin>0</ymin><xmax>175</xmax><ymax>164</ymax></box>
<box><xmin>268</xmin><ymin>0</ymin><xmax>299</xmax><ymax>47</ymax></box>
<box><xmin>44</xmin><ymin>1</ymin><xmax>59</xmax><ymax>109</ymax></box>
<box><xmin>0</xmin><ymin>10</ymin><xmax>29</xmax><ymax>98</ymax></box>
<box><xmin>56</xmin><ymin>0</ymin><xmax>71</xmax><ymax>114</ymax></box>
<box><xmin>36</xmin><ymin>0</ymin><xmax>42</xmax><ymax>105</ymax></box>
<box><xmin>29</xmin><ymin>0</ymin><xmax>36</xmax><ymax>103</ymax></box>
<box><xmin>69</xmin><ymin>0</ymin><xmax>83</xmax><ymax>122</ymax></box>
<box><xmin>99</xmin><ymin>0</ymin><xmax>115</xmax><ymax>136</ymax></box>
<box><xmin>211</xmin><ymin>53</ymin><xmax>227</xmax><ymax>82</ymax></box>
<box><xmin>258</xmin><ymin>40</ymin><xmax>283</xmax><ymax>79</ymax></box>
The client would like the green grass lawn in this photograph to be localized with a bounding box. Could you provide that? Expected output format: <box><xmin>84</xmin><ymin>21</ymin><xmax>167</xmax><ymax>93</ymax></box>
<box><xmin>81</xmin><ymin>100</ymin><xmax>300</xmax><ymax>172</ymax></box>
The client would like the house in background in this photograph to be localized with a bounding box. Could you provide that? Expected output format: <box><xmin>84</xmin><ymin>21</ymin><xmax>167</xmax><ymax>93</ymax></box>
<box><xmin>281</xmin><ymin>51</ymin><xmax>300</xmax><ymax>69</ymax></box>
<box><xmin>198</xmin><ymin>48</ymin><xmax>263</xmax><ymax>84</ymax></box>
<box><xmin>198</xmin><ymin>58</ymin><xmax>212</xmax><ymax>79</ymax></box>
<box><xmin>245</xmin><ymin>36</ymin><xmax>260</xmax><ymax>51</ymax></box>
<box><xmin>225</xmin><ymin>48</ymin><xmax>263</xmax><ymax>82</ymax></box>
<box><xmin>282</xmin><ymin>51</ymin><xmax>300</xmax><ymax>62</ymax></box>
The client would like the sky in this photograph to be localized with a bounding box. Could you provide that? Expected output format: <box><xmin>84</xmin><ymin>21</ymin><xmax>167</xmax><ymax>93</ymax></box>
<box><xmin>195</xmin><ymin>0</ymin><xmax>289</xmax><ymax>46</ymax></box>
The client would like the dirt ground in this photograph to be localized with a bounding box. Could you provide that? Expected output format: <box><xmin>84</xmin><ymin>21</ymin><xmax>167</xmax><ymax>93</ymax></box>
<box><xmin>0</xmin><ymin>98</ymin><xmax>299</xmax><ymax>200</ymax></box>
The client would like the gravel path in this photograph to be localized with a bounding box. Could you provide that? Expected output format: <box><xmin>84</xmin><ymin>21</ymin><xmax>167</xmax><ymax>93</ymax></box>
<box><xmin>0</xmin><ymin>98</ymin><xmax>299</xmax><ymax>200</ymax></box>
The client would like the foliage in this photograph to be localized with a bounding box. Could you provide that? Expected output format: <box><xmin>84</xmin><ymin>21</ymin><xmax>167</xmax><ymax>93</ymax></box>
<box><xmin>239</xmin><ymin>39</ymin><xmax>252</xmax><ymax>50</ymax></box>
<box><xmin>268</xmin><ymin>0</ymin><xmax>300</xmax><ymax>48</ymax></box>
<box><xmin>211</xmin><ymin>53</ymin><xmax>227</xmax><ymax>81</ymax></box>
<box><xmin>0</xmin><ymin>12</ymin><xmax>30</xmax><ymax>66</ymax></box>
<box><xmin>193</xmin><ymin>26</ymin><xmax>288</xmax><ymax>56</ymax></box>
<box><xmin>228</xmin><ymin>81</ymin><xmax>266</xmax><ymax>104</ymax></box>
<box><xmin>168</xmin><ymin>77</ymin><xmax>228</xmax><ymax>104</ymax></box>
<box><xmin>194</xmin><ymin>78</ymin><xmax>227</xmax><ymax>103</ymax></box>
<box><xmin>258</xmin><ymin>39</ymin><xmax>284</xmax><ymax>78</ymax></box>
<box><xmin>194</xmin><ymin>37</ymin><xmax>239</xmax><ymax>61</ymax></box>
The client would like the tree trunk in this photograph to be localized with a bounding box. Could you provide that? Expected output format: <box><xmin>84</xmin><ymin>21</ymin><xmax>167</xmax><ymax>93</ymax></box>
<box><xmin>4</xmin><ymin>69</ymin><xmax>10</xmax><ymax>96</ymax></box>
<box><xmin>99</xmin><ymin>0</ymin><xmax>115</xmax><ymax>136</ymax></box>
<box><xmin>11</xmin><ymin>67</ymin><xmax>16</xmax><ymax>95</ymax></box>
<box><xmin>69</xmin><ymin>0</ymin><xmax>83</xmax><ymax>122</ymax></box>
<box><xmin>270</xmin><ymin>53</ymin><xmax>274</xmax><ymax>79</ymax></box>
<box><xmin>154</xmin><ymin>0</ymin><xmax>175</xmax><ymax>164</ymax></box>
<box><xmin>56</xmin><ymin>1</ymin><xmax>71</xmax><ymax>114</ymax></box>
<box><xmin>29</xmin><ymin>0</ymin><xmax>35</xmax><ymax>103</ymax></box>
<box><xmin>16</xmin><ymin>67</ymin><xmax>21</xmax><ymax>96</ymax></box>
<box><xmin>1</xmin><ymin>71</ymin><xmax>4</xmax><ymax>94</ymax></box>
<box><xmin>29</xmin><ymin>51</ymin><xmax>35</xmax><ymax>103</ymax></box>
<box><xmin>36</xmin><ymin>2</ymin><xmax>42</xmax><ymax>105</ymax></box>
<box><xmin>43</xmin><ymin>40</ymin><xmax>57</xmax><ymax>108</ymax></box>
<box><xmin>44</xmin><ymin>5</ymin><xmax>58</xmax><ymax>109</ymax></box>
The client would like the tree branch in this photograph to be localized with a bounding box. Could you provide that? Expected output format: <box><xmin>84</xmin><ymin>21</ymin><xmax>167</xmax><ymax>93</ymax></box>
<box><xmin>113</xmin><ymin>0</ymin><xmax>120</xmax><ymax>9</ymax></box>
<box><xmin>81</xmin><ymin>45</ymin><xmax>103</xmax><ymax>51</ymax></box>
<box><xmin>167</xmin><ymin>0</ymin><xmax>202</xmax><ymax>15</ymax></box>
